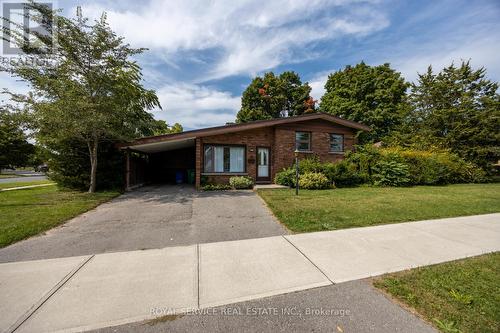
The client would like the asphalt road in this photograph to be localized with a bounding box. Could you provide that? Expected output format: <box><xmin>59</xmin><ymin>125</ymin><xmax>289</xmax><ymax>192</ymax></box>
<box><xmin>89</xmin><ymin>280</ymin><xmax>436</xmax><ymax>333</ymax></box>
<box><xmin>0</xmin><ymin>175</ymin><xmax>47</xmax><ymax>183</ymax></box>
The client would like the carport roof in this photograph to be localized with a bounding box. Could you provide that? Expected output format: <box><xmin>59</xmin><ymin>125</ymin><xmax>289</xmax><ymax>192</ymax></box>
<box><xmin>119</xmin><ymin>112</ymin><xmax>370</xmax><ymax>152</ymax></box>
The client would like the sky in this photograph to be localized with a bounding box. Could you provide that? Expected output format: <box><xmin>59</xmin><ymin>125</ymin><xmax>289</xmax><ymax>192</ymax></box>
<box><xmin>2</xmin><ymin>0</ymin><xmax>500</xmax><ymax>130</ymax></box>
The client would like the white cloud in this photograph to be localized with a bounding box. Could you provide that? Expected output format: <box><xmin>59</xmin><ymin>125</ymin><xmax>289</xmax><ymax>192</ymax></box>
<box><xmin>80</xmin><ymin>0</ymin><xmax>389</xmax><ymax>80</ymax></box>
<box><xmin>308</xmin><ymin>71</ymin><xmax>332</xmax><ymax>101</ymax></box>
<box><xmin>391</xmin><ymin>35</ymin><xmax>500</xmax><ymax>83</ymax></box>
<box><xmin>152</xmin><ymin>83</ymin><xmax>240</xmax><ymax>129</ymax></box>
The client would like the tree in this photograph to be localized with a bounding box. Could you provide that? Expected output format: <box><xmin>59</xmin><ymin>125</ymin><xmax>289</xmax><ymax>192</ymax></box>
<box><xmin>319</xmin><ymin>62</ymin><xmax>409</xmax><ymax>143</ymax></box>
<box><xmin>151</xmin><ymin>120</ymin><xmax>183</xmax><ymax>135</ymax></box>
<box><xmin>404</xmin><ymin>61</ymin><xmax>500</xmax><ymax>170</ymax></box>
<box><xmin>0</xmin><ymin>111</ymin><xmax>35</xmax><ymax>169</ymax></box>
<box><xmin>1</xmin><ymin>3</ymin><xmax>161</xmax><ymax>192</ymax></box>
<box><xmin>236</xmin><ymin>71</ymin><xmax>313</xmax><ymax>122</ymax></box>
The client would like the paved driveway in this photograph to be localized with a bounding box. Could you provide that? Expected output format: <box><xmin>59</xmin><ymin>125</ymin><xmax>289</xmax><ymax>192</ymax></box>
<box><xmin>0</xmin><ymin>185</ymin><xmax>287</xmax><ymax>263</ymax></box>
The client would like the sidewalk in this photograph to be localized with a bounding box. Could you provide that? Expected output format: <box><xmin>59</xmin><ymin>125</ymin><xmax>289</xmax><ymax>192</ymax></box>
<box><xmin>1</xmin><ymin>213</ymin><xmax>499</xmax><ymax>333</ymax></box>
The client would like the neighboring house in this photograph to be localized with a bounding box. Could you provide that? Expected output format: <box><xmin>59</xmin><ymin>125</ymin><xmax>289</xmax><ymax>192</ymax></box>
<box><xmin>119</xmin><ymin>112</ymin><xmax>370</xmax><ymax>189</ymax></box>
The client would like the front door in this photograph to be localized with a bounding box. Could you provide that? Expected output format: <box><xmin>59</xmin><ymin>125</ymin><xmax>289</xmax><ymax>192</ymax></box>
<box><xmin>257</xmin><ymin>147</ymin><xmax>270</xmax><ymax>181</ymax></box>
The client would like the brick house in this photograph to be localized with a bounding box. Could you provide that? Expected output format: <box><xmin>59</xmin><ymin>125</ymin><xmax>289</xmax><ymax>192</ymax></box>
<box><xmin>120</xmin><ymin>112</ymin><xmax>370</xmax><ymax>190</ymax></box>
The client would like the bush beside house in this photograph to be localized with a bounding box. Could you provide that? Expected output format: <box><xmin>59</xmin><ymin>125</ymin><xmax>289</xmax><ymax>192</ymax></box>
<box><xmin>275</xmin><ymin>146</ymin><xmax>487</xmax><ymax>189</ymax></box>
<box><xmin>202</xmin><ymin>176</ymin><xmax>254</xmax><ymax>191</ymax></box>
<box><xmin>229</xmin><ymin>176</ymin><xmax>254</xmax><ymax>189</ymax></box>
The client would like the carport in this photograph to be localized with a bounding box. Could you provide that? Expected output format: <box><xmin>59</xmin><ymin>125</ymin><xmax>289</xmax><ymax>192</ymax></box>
<box><xmin>123</xmin><ymin>137</ymin><xmax>196</xmax><ymax>190</ymax></box>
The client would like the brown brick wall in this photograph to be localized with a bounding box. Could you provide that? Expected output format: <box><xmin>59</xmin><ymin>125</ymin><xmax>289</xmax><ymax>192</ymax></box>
<box><xmin>197</xmin><ymin>127</ymin><xmax>274</xmax><ymax>188</ymax></box>
<box><xmin>196</xmin><ymin>119</ymin><xmax>358</xmax><ymax>187</ymax></box>
<box><xmin>274</xmin><ymin>119</ymin><xmax>357</xmax><ymax>174</ymax></box>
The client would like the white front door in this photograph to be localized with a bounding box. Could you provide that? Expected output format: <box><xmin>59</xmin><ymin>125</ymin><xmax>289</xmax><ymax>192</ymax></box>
<box><xmin>257</xmin><ymin>148</ymin><xmax>269</xmax><ymax>179</ymax></box>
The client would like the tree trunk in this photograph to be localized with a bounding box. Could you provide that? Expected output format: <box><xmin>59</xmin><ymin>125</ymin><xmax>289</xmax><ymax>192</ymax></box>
<box><xmin>88</xmin><ymin>138</ymin><xmax>98</xmax><ymax>193</ymax></box>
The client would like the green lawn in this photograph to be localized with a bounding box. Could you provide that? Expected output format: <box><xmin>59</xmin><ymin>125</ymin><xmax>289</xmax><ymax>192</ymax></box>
<box><xmin>257</xmin><ymin>184</ymin><xmax>500</xmax><ymax>232</ymax></box>
<box><xmin>0</xmin><ymin>186</ymin><xmax>120</xmax><ymax>247</ymax></box>
<box><xmin>0</xmin><ymin>179</ymin><xmax>53</xmax><ymax>190</ymax></box>
<box><xmin>374</xmin><ymin>253</ymin><xmax>500</xmax><ymax>333</ymax></box>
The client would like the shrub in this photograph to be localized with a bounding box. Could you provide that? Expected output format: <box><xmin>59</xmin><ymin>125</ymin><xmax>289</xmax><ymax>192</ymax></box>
<box><xmin>322</xmin><ymin>161</ymin><xmax>366</xmax><ymax>187</ymax></box>
<box><xmin>201</xmin><ymin>184</ymin><xmax>232</xmax><ymax>191</ymax></box>
<box><xmin>229</xmin><ymin>176</ymin><xmax>253</xmax><ymax>189</ymax></box>
<box><xmin>379</xmin><ymin>147</ymin><xmax>487</xmax><ymax>185</ymax></box>
<box><xmin>299</xmin><ymin>156</ymin><xmax>324</xmax><ymax>173</ymax></box>
<box><xmin>372</xmin><ymin>160</ymin><xmax>411</xmax><ymax>186</ymax></box>
<box><xmin>275</xmin><ymin>167</ymin><xmax>296</xmax><ymax>187</ymax></box>
<box><xmin>298</xmin><ymin>172</ymin><xmax>332</xmax><ymax>189</ymax></box>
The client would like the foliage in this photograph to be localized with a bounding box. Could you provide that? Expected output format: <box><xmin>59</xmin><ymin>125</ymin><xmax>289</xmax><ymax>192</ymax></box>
<box><xmin>274</xmin><ymin>168</ymin><xmax>296</xmax><ymax>187</ymax></box>
<box><xmin>322</xmin><ymin>160</ymin><xmax>366</xmax><ymax>187</ymax></box>
<box><xmin>229</xmin><ymin>176</ymin><xmax>253</xmax><ymax>189</ymax></box>
<box><xmin>236</xmin><ymin>71</ymin><xmax>313</xmax><ymax>122</ymax></box>
<box><xmin>298</xmin><ymin>172</ymin><xmax>331</xmax><ymax>190</ymax></box>
<box><xmin>46</xmin><ymin>139</ymin><xmax>125</xmax><ymax>190</ymax></box>
<box><xmin>298</xmin><ymin>155</ymin><xmax>324</xmax><ymax>173</ymax></box>
<box><xmin>1</xmin><ymin>3</ymin><xmax>161</xmax><ymax>192</ymax></box>
<box><xmin>0</xmin><ymin>111</ymin><xmax>35</xmax><ymax>169</ymax></box>
<box><xmin>257</xmin><ymin>184</ymin><xmax>500</xmax><ymax>232</ymax></box>
<box><xmin>372</xmin><ymin>160</ymin><xmax>411</xmax><ymax>187</ymax></box>
<box><xmin>201</xmin><ymin>183</ymin><xmax>232</xmax><ymax>191</ymax></box>
<box><xmin>151</xmin><ymin>120</ymin><xmax>183</xmax><ymax>135</ymax></box>
<box><xmin>346</xmin><ymin>145</ymin><xmax>486</xmax><ymax>186</ymax></box>
<box><xmin>400</xmin><ymin>61</ymin><xmax>500</xmax><ymax>171</ymax></box>
<box><xmin>275</xmin><ymin>155</ymin><xmax>373</xmax><ymax>188</ymax></box>
<box><xmin>297</xmin><ymin>156</ymin><xmax>364</xmax><ymax>187</ymax></box>
<box><xmin>320</xmin><ymin>62</ymin><xmax>409</xmax><ymax>143</ymax></box>
<box><xmin>374</xmin><ymin>253</ymin><xmax>500</xmax><ymax>333</ymax></box>
<box><xmin>380</xmin><ymin>147</ymin><xmax>487</xmax><ymax>185</ymax></box>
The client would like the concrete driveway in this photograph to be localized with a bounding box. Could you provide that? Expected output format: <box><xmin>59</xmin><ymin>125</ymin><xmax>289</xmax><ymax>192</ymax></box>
<box><xmin>0</xmin><ymin>185</ymin><xmax>287</xmax><ymax>263</ymax></box>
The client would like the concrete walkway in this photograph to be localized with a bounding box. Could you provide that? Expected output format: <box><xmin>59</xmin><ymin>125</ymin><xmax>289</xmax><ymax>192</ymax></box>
<box><xmin>1</xmin><ymin>213</ymin><xmax>498</xmax><ymax>333</ymax></box>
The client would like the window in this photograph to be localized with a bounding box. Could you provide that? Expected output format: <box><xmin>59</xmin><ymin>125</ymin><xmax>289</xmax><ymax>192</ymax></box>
<box><xmin>295</xmin><ymin>132</ymin><xmax>311</xmax><ymax>151</ymax></box>
<box><xmin>204</xmin><ymin>145</ymin><xmax>245</xmax><ymax>173</ymax></box>
<box><xmin>330</xmin><ymin>134</ymin><xmax>344</xmax><ymax>152</ymax></box>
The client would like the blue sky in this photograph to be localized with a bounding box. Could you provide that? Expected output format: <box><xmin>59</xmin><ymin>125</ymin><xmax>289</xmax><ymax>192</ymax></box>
<box><xmin>2</xmin><ymin>0</ymin><xmax>500</xmax><ymax>130</ymax></box>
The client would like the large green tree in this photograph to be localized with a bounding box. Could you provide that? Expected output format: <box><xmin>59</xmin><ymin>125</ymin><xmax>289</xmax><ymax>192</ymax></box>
<box><xmin>403</xmin><ymin>61</ymin><xmax>500</xmax><ymax>170</ymax></box>
<box><xmin>320</xmin><ymin>62</ymin><xmax>409</xmax><ymax>143</ymax></box>
<box><xmin>0</xmin><ymin>111</ymin><xmax>35</xmax><ymax>169</ymax></box>
<box><xmin>236</xmin><ymin>71</ymin><xmax>313</xmax><ymax>122</ymax></box>
<box><xmin>2</xmin><ymin>3</ymin><xmax>161</xmax><ymax>192</ymax></box>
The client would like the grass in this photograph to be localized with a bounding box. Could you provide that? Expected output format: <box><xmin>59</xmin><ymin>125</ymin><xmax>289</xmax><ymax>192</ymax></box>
<box><xmin>0</xmin><ymin>185</ymin><xmax>120</xmax><ymax>247</ymax></box>
<box><xmin>257</xmin><ymin>184</ymin><xmax>500</xmax><ymax>232</ymax></box>
<box><xmin>0</xmin><ymin>179</ymin><xmax>53</xmax><ymax>190</ymax></box>
<box><xmin>373</xmin><ymin>253</ymin><xmax>500</xmax><ymax>333</ymax></box>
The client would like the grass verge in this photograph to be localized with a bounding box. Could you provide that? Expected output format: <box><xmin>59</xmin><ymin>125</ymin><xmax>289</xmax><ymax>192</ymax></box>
<box><xmin>0</xmin><ymin>185</ymin><xmax>120</xmax><ymax>247</ymax></box>
<box><xmin>257</xmin><ymin>184</ymin><xmax>500</xmax><ymax>232</ymax></box>
<box><xmin>373</xmin><ymin>253</ymin><xmax>500</xmax><ymax>333</ymax></box>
